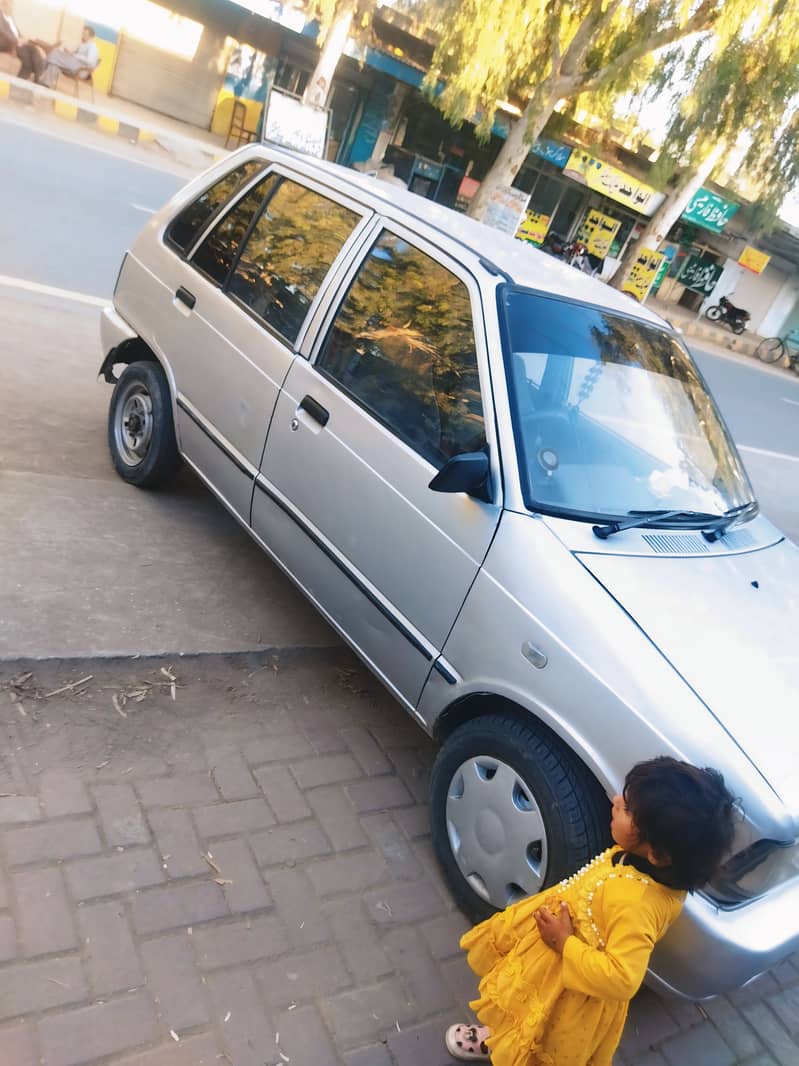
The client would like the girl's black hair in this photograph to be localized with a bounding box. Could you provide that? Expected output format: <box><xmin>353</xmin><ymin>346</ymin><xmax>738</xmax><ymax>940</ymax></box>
<box><xmin>623</xmin><ymin>756</ymin><xmax>737</xmax><ymax>891</ymax></box>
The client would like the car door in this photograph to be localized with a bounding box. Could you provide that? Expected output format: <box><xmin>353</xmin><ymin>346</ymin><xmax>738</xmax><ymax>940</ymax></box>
<box><xmin>252</xmin><ymin>224</ymin><xmax>502</xmax><ymax>710</ymax></box>
<box><xmin>155</xmin><ymin>166</ymin><xmax>369</xmax><ymax>520</ymax></box>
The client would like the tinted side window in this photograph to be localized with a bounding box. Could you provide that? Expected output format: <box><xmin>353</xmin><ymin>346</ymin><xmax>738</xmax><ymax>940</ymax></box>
<box><xmin>228</xmin><ymin>180</ymin><xmax>360</xmax><ymax>345</ymax></box>
<box><xmin>165</xmin><ymin>161</ymin><xmax>265</xmax><ymax>255</ymax></box>
<box><xmin>316</xmin><ymin>231</ymin><xmax>485</xmax><ymax>467</ymax></box>
<box><xmin>191</xmin><ymin>176</ymin><xmax>276</xmax><ymax>286</ymax></box>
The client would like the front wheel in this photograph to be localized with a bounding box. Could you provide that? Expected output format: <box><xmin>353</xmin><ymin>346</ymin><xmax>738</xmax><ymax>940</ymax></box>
<box><xmin>732</xmin><ymin>321</ymin><xmax>746</xmax><ymax>335</ymax></box>
<box><xmin>430</xmin><ymin>714</ymin><xmax>611</xmax><ymax>923</ymax></box>
<box><xmin>108</xmin><ymin>361</ymin><xmax>181</xmax><ymax>488</ymax></box>
<box><xmin>756</xmin><ymin>338</ymin><xmax>785</xmax><ymax>364</ymax></box>
<box><xmin>705</xmin><ymin>305</ymin><xmax>723</xmax><ymax>321</ymax></box>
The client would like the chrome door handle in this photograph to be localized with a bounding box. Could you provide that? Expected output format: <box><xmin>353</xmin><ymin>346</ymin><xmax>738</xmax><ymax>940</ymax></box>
<box><xmin>298</xmin><ymin>395</ymin><xmax>329</xmax><ymax>427</ymax></box>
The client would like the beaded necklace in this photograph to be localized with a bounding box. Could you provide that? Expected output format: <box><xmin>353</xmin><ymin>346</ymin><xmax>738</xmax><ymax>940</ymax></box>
<box><xmin>553</xmin><ymin>849</ymin><xmax>651</xmax><ymax>951</ymax></box>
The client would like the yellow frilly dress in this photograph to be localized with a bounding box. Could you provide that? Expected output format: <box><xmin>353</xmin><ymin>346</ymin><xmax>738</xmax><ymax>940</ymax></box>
<box><xmin>460</xmin><ymin>846</ymin><xmax>685</xmax><ymax>1066</ymax></box>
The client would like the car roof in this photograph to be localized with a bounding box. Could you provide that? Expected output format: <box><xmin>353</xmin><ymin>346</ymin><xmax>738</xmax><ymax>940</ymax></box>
<box><xmin>246</xmin><ymin>143</ymin><xmax>669</xmax><ymax>331</ymax></box>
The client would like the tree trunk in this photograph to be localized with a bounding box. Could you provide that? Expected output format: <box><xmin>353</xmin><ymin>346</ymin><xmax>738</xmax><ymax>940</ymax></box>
<box><xmin>610</xmin><ymin>141</ymin><xmax>726</xmax><ymax>291</ymax></box>
<box><xmin>303</xmin><ymin>6</ymin><xmax>354</xmax><ymax>108</ymax></box>
<box><xmin>466</xmin><ymin>85</ymin><xmax>559</xmax><ymax>220</ymax></box>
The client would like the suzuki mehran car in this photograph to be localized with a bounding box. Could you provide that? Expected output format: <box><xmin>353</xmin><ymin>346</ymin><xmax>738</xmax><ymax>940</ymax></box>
<box><xmin>99</xmin><ymin>144</ymin><xmax>799</xmax><ymax>999</ymax></box>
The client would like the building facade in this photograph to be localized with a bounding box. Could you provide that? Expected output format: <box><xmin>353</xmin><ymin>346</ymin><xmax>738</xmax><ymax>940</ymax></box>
<box><xmin>14</xmin><ymin>0</ymin><xmax>799</xmax><ymax>338</ymax></box>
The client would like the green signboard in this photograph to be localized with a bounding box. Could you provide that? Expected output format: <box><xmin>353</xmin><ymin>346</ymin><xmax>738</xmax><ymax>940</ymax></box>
<box><xmin>678</xmin><ymin>254</ymin><xmax>724</xmax><ymax>295</ymax></box>
<box><xmin>681</xmin><ymin>188</ymin><xmax>739</xmax><ymax>234</ymax></box>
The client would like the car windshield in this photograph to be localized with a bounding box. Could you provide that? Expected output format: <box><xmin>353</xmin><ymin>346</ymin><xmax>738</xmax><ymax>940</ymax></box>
<box><xmin>502</xmin><ymin>289</ymin><xmax>755</xmax><ymax>521</ymax></box>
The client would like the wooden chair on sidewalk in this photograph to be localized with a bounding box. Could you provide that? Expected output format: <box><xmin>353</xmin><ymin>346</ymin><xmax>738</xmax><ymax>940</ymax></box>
<box><xmin>225</xmin><ymin>99</ymin><xmax>258</xmax><ymax>149</ymax></box>
<box><xmin>56</xmin><ymin>57</ymin><xmax>100</xmax><ymax>103</ymax></box>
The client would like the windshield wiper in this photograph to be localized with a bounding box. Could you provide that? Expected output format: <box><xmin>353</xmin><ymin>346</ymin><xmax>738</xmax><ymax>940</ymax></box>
<box><xmin>702</xmin><ymin>501</ymin><xmax>759</xmax><ymax>542</ymax></box>
<box><xmin>593</xmin><ymin>509</ymin><xmax>729</xmax><ymax>540</ymax></box>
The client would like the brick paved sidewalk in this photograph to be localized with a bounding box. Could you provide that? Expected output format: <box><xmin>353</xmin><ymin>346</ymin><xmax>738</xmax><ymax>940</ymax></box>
<box><xmin>0</xmin><ymin>653</ymin><xmax>797</xmax><ymax>1066</ymax></box>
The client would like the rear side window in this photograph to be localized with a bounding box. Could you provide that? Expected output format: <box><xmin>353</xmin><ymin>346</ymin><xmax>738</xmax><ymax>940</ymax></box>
<box><xmin>228</xmin><ymin>180</ymin><xmax>360</xmax><ymax>345</ymax></box>
<box><xmin>165</xmin><ymin>161</ymin><xmax>265</xmax><ymax>256</ymax></box>
<box><xmin>191</xmin><ymin>175</ymin><xmax>277</xmax><ymax>286</ymax></box>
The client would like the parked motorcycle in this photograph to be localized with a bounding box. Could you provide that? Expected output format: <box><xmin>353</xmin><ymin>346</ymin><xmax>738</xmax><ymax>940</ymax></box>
<box><xmin>542</xmin><ymin>231</ymin><xmax>571</xmax><ymax>258</ymax></box>
<box><xmin>542</xmin><ymin>234</ymin><xmax>597</xmax><ymax>274</ymax></box>
<box><xmin>705</xmin><ymin>295</ymin><xmax>751</xmax><ymax>335</ymax></box>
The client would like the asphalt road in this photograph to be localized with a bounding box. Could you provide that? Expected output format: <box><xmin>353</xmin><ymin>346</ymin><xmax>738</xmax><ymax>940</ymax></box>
<box><xmin>0</xmin><ymin>114</ymin><xmax>184</xmax><ymax>297</ymax></box>
<box><xmin>1</xmin><ymin>112</ymin><xmax>797</xmax><ymax>659</ymax></box>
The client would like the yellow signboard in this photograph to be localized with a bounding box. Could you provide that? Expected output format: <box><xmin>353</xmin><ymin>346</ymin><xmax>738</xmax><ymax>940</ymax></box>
<box><xmin>576</xmin><ymin>209</ymin><xmax>621</xmax><ymax>259</ymax></box>
<box><xmin>516</xmin><ymin>210</ymin><xmax>551</xmax><ymax>245</ymax></box>
<box><xmin>622</xmin><ymin>248</ymin><xmax>666</xmax><ymax>302</ymax></box>
<box><xmin>738</xmin><ymin>246</ymin><xmax>770</xmax><ymax>274</ymax></box>
<box><xmin>563</xmin><ymin>150</ymin><xmax>665</xmax><ymax>216</ymax></box>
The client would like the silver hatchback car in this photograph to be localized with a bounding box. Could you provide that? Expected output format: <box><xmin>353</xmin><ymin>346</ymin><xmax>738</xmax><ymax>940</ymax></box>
<box><xmin>100</xmin><ymin>145</ymin><xmax>799</xmax><ymax>999</ymax></box>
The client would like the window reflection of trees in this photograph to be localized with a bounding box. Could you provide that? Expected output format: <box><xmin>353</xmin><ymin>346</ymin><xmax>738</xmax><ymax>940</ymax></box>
<box><xmin>168</xmin><ymin>161</ymin><xmax>265</xmax><ymax>255</ymax></box>
<box><xmin>318</xmin><ymin>232</ymin><xmax>485</xmax><ymax>468</ymax></box>
<box><xmin>229</xmin><ymin>181</ymin><xmax>359</xmax><ymax>344</ymax></box>
<box><xmin>193</xmin><ymin>178</ymin><xmax>276</xmax><ymax>286</ymax></box>
<box><xmin>505</xmin><ymin>292</ymin><xmax>751</xmax><ymax>514</ymax></box>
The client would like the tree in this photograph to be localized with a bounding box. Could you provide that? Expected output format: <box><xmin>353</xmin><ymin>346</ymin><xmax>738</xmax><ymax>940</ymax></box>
<box><xmin>425</xmin><ymin>0</ymin><xmax>767</xmax><ymax>220</ymax></box>
<box><xmin>612</xmin><ymin>5</ymin><xmax>799</xmax><ymax>290</ymax></box>
<box><xmin>302</xmin><ymin>0</ymin><xmax>373</xmax><ymax>108</ymax></box>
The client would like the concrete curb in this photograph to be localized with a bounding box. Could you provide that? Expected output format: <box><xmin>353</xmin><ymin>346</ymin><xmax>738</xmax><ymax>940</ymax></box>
<box><xmin>0</xmin><ymin>72</ymin><xmax>227</xmax><ymax>168</ymax></box>
<box><xmin>0</xmin><ymin>646</ymin><xmax>345</xmax><ymax>669</ymax></box>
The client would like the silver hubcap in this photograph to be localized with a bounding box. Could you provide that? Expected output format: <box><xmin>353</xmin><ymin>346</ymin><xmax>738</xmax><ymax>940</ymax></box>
<box><xmin>446</xmin><ymin>756</ymin><xmax>549</xmax><ymax>908</ymax></box>
<box><xmin>115</xmin><ymin>383</ymin><xmax>154</xmax><ymax>467</ymax></box>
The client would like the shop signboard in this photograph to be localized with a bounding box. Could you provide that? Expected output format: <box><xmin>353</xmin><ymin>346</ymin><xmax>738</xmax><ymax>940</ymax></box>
<box><xmin>263</xmin><ymin>88</ymin><xmax>329</xmax><ymax>158</ymax></box>
<box><xmin>622</xmin><ymin>248</ymin><xmax>666</xmax><ymax>302</ymax></box>
<box><xmin>563</xmin><ymin>150</ymin><xmax>665</xmax><ymax>217</ymax></box>
<box><xmin>576</xmin><ymin>209</ymin><xmax>620</xmax><ymax>259</ymax></box>
<box><xmin>738</xmin><ymin>246</ymin><xmax>770</xmax><ymax>274</ymax></box>
<box><xmin>516</xmin><ymin>210</ymin><xmax>551</xmax><ymax>245</ymax></box>
<box><xmin>678</xmin><ymin>254</ymin><xmax>723</xmax><ymax>295</ymax></box>
<box><xmin>531</xmin><ymin>138</ymin><xmax>572</xmax><ymax>168</ymax></box>
<box><xmin>455</xmin><ymin>175</ymin><xmax>480</xmax><ymax>213</ymax></box>
<box><xmin>483</xmin><ymin>186</ymin><xmax>531</xmax><ymax>235</ymax></box>
<box><xmin>681</xmin><ymin>188</ymin><xmax>739</xmax><ymax>234</ymax></box>
<box><xmin>650</xmin><ymin>245</ymin><xmax>676</xmax><ymax>295</ymax></box>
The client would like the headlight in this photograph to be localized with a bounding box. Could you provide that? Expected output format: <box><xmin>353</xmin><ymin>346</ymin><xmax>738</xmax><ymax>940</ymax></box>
<box><xmin>705</xmin><ymin>839</ymin><xmax>799</xmax><ymax>906</ymax></box>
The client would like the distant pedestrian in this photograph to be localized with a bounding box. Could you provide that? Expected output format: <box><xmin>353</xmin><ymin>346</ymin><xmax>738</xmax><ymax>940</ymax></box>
<box><xmin>38</xmin><ymin>25</ymin><xmax>98</xmax><ymax>89</ymax></box>
<box><xmin>445</xmin><ymin>756</ymin><xmax>737</xmax><ymax>1065</ymax></box>
<box><xmin>0</xmin><ymin>0</ymin><xmax>46</xmax><ymax>82</ymax></box>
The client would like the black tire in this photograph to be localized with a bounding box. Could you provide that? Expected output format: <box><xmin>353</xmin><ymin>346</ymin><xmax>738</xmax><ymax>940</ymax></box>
<box><xmin>107</xmin><ymin>360</ymin><xmax>181</xmax><ymax>488</ymax></box>
<box><xmin>756</xmin><ymin>338</ymin><xmax>785</xmax><ymax>364</ymax></box>
<box><xmin>705</xmin><ymin>305</ymin><xmax>723</xmax><ymax>321</ymax></box>
<box><xmin>430</xmin><ymin>714</ymin><xmax>611</xmax><ymax>924</ymax></box>
<box><xmin>732</xmin><ymin>321</ymin><xmax>746</xmax><ymax>335</ymax></box>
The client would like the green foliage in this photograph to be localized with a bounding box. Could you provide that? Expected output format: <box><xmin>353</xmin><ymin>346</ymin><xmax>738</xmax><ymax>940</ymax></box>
<box><xmin>647</xmin><ymin>0</ymin><xmax>799</xmax><ymax>229</ymax></box>
<box><xmin>424</xmin><ymin>0</ymin><xmax>740</xmax><ymax>140</ymax></box>
<box><xmin>305</xmin><ymin>0</ymin><xmax>373</xmax><ymax>48</ymax></box>
<box><xmin>324</xmin><ymin>231</ymin><xmax>485</xmax><ymax>460</ymax></box>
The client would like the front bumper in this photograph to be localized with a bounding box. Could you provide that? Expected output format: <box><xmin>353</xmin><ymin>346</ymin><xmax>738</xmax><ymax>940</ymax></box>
<box><xmin>649</xmin><ymin>875</ymin><xmax>799</xmax><ymax>999</ymax></box>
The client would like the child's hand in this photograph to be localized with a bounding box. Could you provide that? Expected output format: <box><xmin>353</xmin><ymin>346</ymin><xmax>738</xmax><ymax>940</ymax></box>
<box><xmin>535</xmin><ymin>901</ymin><xmax>574</xmax><ymax>954</ymax></box>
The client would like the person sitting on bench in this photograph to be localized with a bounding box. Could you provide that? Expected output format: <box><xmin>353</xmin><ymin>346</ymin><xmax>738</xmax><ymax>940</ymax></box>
<box><xmin>0</xmin><ymin>0</ymin><xmax>46</xmax><ymax>82</ymax></box>
<box><xmin>38</xmin><ymin>25</ymin><xmax>98</xmax><ymax>88</ymax></box>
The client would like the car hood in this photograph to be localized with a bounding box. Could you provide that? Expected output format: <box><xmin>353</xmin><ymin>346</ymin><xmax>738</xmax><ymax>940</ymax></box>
<box><xmin>577</xmin><ymin>537</ymin><xmax>799</xmax><ymax>814</ymax></box>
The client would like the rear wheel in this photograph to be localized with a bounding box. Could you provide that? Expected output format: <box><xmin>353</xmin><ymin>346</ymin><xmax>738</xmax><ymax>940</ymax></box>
<box><xmin>705</xmin><ymin>305</ymin><xmax>723</xmax><ymax>321</ymax></box>
<box><xmin>732</xmin><ymin>321</ymin><xmax>746</xmax><ymax>335</ymax></box>
<box><xmin>756</xmin><ymin>337</ymin><xmax>785</xmax><ymax>364</ymax></box>
<box><xmin>108</xmin><ymin>361</ymin><xmax>181</xmax><ymax>488</ymax></box>
<box><xmin>430</xmin><ymin>714</ymin><xmax>611</xmax><ymax>923</ymax></box>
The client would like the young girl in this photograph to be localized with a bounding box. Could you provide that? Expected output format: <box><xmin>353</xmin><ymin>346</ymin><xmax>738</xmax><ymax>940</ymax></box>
<box><xmin>445</xmin><ymin>756</ymin><xmax>736</xmax><ymax>1065</ymax></box>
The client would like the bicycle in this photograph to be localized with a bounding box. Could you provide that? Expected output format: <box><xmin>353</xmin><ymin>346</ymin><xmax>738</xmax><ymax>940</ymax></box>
<box><xmin>755</xmin><ymin>330</ymin><xmax>799</xmax><ymax>372</ymax></box>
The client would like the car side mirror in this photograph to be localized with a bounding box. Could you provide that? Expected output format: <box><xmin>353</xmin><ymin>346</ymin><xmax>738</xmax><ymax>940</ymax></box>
<box><xmin>428</xmin><ymin>451</ymin><xmax>491</xmax><ymax>502</ymax></box>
